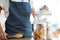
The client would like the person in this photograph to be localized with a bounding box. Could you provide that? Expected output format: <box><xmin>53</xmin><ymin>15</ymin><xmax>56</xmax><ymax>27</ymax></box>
<box><xmin>0</xmin><ymin>0</ymin><xmax>9</xmax><ymax>18</ymax></box>
<box><xmin>0</xmin><ymin>0</ymin><xmax>35</xmax><ymax>40</ymax></box>
<box><xmin>0</xmin><ymin>6</ymin><xmax>7</xmax><ymax>40</ymax></box>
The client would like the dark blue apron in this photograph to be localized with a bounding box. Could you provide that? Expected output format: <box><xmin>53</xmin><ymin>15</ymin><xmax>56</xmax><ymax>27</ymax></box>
<box><xmin>5</xmin><ymin>0</ymin><xmax>32</xmax><ymax>38</ymax></box>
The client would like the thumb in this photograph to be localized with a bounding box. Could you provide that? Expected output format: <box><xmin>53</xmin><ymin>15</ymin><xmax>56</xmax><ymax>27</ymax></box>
<box><xmin>4</xmin><ymin>32</ymin><xmax>8</xmax><ymax>36</ymax></box>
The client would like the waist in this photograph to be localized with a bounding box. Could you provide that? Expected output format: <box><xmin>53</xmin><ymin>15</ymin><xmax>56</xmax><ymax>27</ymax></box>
<box><xmin>11</xmin><ymin>0</ymin><xmax>29</xmax><ymax>2</ymax></box>
<box><xmin>8</xmin><ymin>38</ymin><xmax>32</xmax><ymax>40</ymax></box>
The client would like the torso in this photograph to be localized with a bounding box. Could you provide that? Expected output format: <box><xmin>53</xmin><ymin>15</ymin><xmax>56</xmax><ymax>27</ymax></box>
<box><xmin>5</xmin><ymin>0</ymin><xmax>32</xmax><ymax>38</ymax></box>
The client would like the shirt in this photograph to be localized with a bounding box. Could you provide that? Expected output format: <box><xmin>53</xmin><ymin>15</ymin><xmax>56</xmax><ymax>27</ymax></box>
<box><xmin>11</xmin><ymin>0</ymin><xmax>29</xmax><ymax>2</ymax></box>
<box><xmin>0</xmin><ymin>10</ymin><xmax>6</xmax><ymax>32</ymax></box>
<box><xmin>0</xmin><ymin>0</ymin><xmax>33</xmax><ymax>18</ymax></box>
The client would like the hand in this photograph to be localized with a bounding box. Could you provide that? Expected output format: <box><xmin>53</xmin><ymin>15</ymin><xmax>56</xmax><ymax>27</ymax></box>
<box><xmin>0</xmin><ymin>32</ymin><xmax>8</xmax><ymax>40</ymax></box>
<box><xmin>31</xmin><ymin>8</ymin><xmax>35</xmax><ymax>17</ymax></box>
<box><xmin>0</xmin><ymin>23</ymin><xmax>8</xmax><ymax>40</ymax></box>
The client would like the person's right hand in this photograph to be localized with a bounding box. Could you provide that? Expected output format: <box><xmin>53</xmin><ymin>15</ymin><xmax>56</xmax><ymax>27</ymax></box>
<box><xmin>0</xmin><ymin>23</ymin><xmax>8</xmax><ymax>40</ymax></box>
<box><xmin>0</xmin><ymin>31</ymin><xmax>8</xmax><ymax>40</ymax></box>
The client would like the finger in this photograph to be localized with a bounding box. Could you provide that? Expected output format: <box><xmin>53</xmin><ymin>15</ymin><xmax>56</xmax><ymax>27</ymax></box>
<box><xmin>0</xmin><ymin>34</ymin><xmax>2</xmax><ymax>40</ymax></box>
<box><xmin>4</xmin><ymin>35</ymin><xmax>8</xmax><ymax>40</ymax></box>
<box><xmin>0</xmin><ymin>37</ymin><xmax>1</xmax><ymax>38</ymax></box>
<box><xmin>2</xmin><ymin>33</ymin><xmax>6</xmax><ymax>40</ymax></box>
<box><xmin>0</xmin><ymin>38</ymin><xmax>2</xmax><ymax>40</ymax></box>
<box><xmin>0</xmin><ymin>33</ymin><xmax>4</xmax><ymax>40</ymax></box>
<box><xmin>3</xmin><ymin>33</ymin><xmax>8</xmax><ymax>40</ymax></box>
<box><xmin>1</xmin><ymin>33</ymin><xmax>7</xmax><ymax>40</ymax></box>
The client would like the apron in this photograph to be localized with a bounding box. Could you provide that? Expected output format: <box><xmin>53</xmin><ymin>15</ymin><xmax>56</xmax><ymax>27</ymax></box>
<box><xmin>5</xmin><ymin>0</ymin><xmax>32</xmax><ymax>38</ymax></box>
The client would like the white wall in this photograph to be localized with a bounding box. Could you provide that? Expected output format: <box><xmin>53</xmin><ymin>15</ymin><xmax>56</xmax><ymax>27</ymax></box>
<box><xmin>31</xmin><ymin>0</ymin><xmax>60</xmax><ymax>25</ymax></box>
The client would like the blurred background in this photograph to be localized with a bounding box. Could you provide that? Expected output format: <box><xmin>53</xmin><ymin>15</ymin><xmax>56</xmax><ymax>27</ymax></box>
<box><xmin>0</xmin><ymin>0</ymin><xmax>60</xmax><ymax>40</ymax></box>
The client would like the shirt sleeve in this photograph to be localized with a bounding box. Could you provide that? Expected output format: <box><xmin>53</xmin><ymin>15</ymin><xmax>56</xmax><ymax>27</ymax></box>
<box><xmin>0</xmin><ymin>10</ymin><xmax>6</xmax><ymax>32</ymax></box>
<box><xmin>30</xmin><ymin>0</ymin><xmax>34</xmax><ymax>8</ymax></box>
<box><xmin>0</xmin><ymin>10</ymin><xmax>6</xmax><ymax>22</ymax></box>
